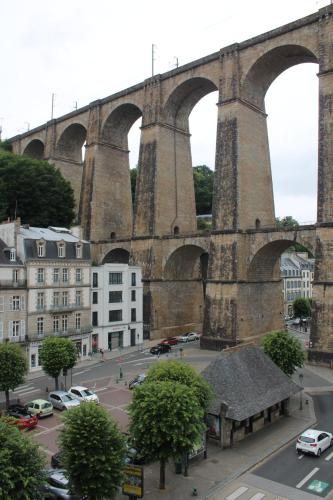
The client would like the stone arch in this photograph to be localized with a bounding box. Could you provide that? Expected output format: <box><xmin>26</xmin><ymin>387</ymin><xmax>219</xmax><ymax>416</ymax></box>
<box><xmin>102</xmin><ymin>248</ymin><xmax>130</xmax><ymax>264</ymax></box>
<box><xmin>242</xmin><ymin>44</ymin><xmax>318</xmax><ymax>110</ymax></box>
<box><xmin>23</xmin><ymin>139</ymin><xmax>45</xmax><ymax>160</ymax></box>
<box><xmin>55</xmin><ymin>123</ymin><xmax>87</xmax><ymax>162</ymax></box>
<box><xmin>164</xmin><ymin>244</ymin><xmax>209</xmax><ymax>280</ymax></box>
<box><xmin>101</xmin><ymin>103</ymin><xmax>142</xmax><ymax>149</ymax></box>
<box><xmin>163</xmin><ymin>77</ymin><xmax>218</xmax><ymax>131</ymax></box>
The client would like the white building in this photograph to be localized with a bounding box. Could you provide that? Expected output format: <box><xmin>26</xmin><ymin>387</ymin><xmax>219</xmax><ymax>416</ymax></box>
<box><xmin>280</xmin><ymin>252</ymin><xmax>314</xmax><ymax>316</ymax></box>
<box><xmin>0</xmin><ymin>220</ymin><xmax>92</xmax><ymax>372</ymax></box>
<box><xmin>91</xmin><ymin>263</ymin><xmax>143</xmax><ymax>352</ymax></box>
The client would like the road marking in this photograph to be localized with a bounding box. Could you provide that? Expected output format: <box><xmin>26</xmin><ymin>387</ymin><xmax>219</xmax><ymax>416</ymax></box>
<box><xmin>226</xmin><ymin>486</ymin><xmax>248</xmax><ymax>500</ymax></box>
<box><xmin>13</xmin><ymin>384</ymin><xmax>32</xmax><ymax>391</ymax></box>
<box><xmin>73</xmin><ymin>369</ymin><xmax>90</xmax><ymax>376</ymax></box>
<box><xmin>296</xmin><ymin>467</ymin><xmax>319</xmax><ymax>489</ymax></box>
<box><xmin>325</xmin><ymin>451</ymin><xmax>333</xmax><ymax>461</ymax></box>
<box><xmin>14</xmin><ymin>388</ymin><xmax>40</xmax><ymax>396</ymax></box>
<box><xmin>298</xmin><ymin>454</ymin><xmax>304</xmax><ymax>459</ymax></box>
<box><xmin>249</xmin><ymin>494</ymin><xmax>265</xmax><ymax>500</ymax></box>
<box><xmin>13</xmin><ymin>385</ymin><xmax>34</xmax><ymax>393</ymax></box>
<box><xmin>94</xmin><ymin>387</ymin><xmax>108</xmax><ymax>393</ymax></box>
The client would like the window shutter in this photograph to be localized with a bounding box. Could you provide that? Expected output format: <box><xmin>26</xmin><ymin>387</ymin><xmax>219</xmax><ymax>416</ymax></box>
<box><xmin>21</xmin><ymin>296</ymin><xmax>25</xmax><ymax>311</ymax></box>
<box><xmin>0</xmin><ymin>321</ymin><xmax>3</xmax><ymax>339</ymax></box>
<box><xmin>9</xmin><ymin>297</ymin><xmax>13</xmax><ymax>311</ymax></box>
<box><xmin>21</xmin><ymin>320</ymin><xmax>25</xmax><ymax>337</ymax></box>
<box><xmin>0</xmin><ymin>296</ymin><xmax>4</xmax><ymax>312</ymax></box>
<box><xmin>8</xmin><ymin>321</ymin><xmax>12</xmax><ymax>337</ymax></box>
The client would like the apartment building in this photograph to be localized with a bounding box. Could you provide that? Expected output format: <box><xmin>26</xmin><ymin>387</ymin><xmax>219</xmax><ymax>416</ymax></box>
<box><xmin>0</xmin><ymin>220</ymin><xmax>92</xmax><ymax>372</ymax></box>
<box><xmin>280</xmin><ymin>251</ymin><xmax>314</xmax><ymax>316</ymax></box>
<box><xmin>91</xmin><ymin>263</ymin><xmax>143</xmax><ymax>352</ymax></box>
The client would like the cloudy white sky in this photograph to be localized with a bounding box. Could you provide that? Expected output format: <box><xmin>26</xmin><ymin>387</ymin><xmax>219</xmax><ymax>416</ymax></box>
<box><xmin>1</xmin><ymin>0</ymin><xmax>326</xmax><ymax>223</ymax></box>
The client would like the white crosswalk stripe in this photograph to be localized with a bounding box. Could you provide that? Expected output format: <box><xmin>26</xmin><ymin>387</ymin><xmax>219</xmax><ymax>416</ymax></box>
<box><xmin>249</xmin><ymin>493</ymin><xmax>265</xmax><ymax>500</ymax></box>
<box><xmin>226</xmin><ymin>486</ymin><xmax>248</xmax><ymax>500</ymax></box>
<box><xmin>325</xmin><ymin>451</ymin><xmax>333</xmax><ymax>461</ymax></box>
<box><xmin>13</xmin><ymin>385</ymin><xmax>35</xmax><ymax>394</ymax></box>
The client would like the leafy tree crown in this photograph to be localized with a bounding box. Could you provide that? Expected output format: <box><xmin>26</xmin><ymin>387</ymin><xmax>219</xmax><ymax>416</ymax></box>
<box><xmin>0</xmin><ymin>343</ymin><xmax>27</xmax><ymax>392</ymax></box>
<box><xmin>39</xmin><ymin>337</ymin><xmax>77</xmax><ymax>379</ymax></box>
<box><xmin>262</xmin><ymin>330</ymin><xmax>305</xmax><ymax>376</ymax></box>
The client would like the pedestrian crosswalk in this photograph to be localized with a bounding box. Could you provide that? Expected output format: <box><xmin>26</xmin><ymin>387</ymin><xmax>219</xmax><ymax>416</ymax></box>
<box><xmin>11</xmin><ymin>383</ymin><xmax>39</xmax><ymax>398</ymax></box>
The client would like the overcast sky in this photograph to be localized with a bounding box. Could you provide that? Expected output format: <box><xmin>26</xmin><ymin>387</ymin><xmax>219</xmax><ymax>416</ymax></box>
<box><xmin>1</xmin><ymin>0</ymin><xmax>326</xmax><ymax>223</ymax></box>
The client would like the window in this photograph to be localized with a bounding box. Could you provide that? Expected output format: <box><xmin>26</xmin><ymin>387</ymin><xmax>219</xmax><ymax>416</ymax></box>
<box><xmin>0</xmin><ymin>296</ymin><xmax>3</xmax><ymax>312</ymax></box>
<box><xmin>76</xmin><ymin>244</ymin><xmax>82</xmax><ymax>259</ymax></box>
<box><xmin>92</xmin><ymin>291</ymin><xmax>98</xmax><ymax>304</ymax></box>
<box><xmin>58</xmin><ymin>243</ymin><xmax>65</xmax><ymax>258</ymax></box>
<box><xmin>75</xmin><ymin>268</ymin><xmax>82</xmax><ymax>283</ymax></box>
<box><xmin>10</xmin><ymin>320</ymin><xmax>20</xmax><ymax>337</ymax></box>
<box><xmin>109</xmin><ymin>310</ymin><xmax>122</xmax><ymax>322</ymax></box>
<box><xmin>62</xmin><ymin>268</ymin><xmax>69</xmax><ymax>283</ymax></box>
<box><xmin>31</xmin><ymin>354</ymin><xmax>36</xmax><ymax>368</ymax></box>
<box><xmin>0</xmin><ymin>321</ymin><xmax>3</xmax><ymax>340</ymax></box>
<box><xmin>37</xmin><ymin>317</ymin><xmax>44</xmax><ymax>335</ymax></box>
<box><xmin>37</xmin><ymin>268</ymin><xmax>44</xmax><ymax>284</ymax></box>
<box><xmin>131</xmin><ymin>290</ymin><xmax>136</xmax><ymax>302</ymax></box>
<box><xmin>37</xmin><ymin>241</ymin><xmax>45</xmax><ymax>257</ymax></box>
<box><xmin>93</xmin><ymin>272</ymin><xmax>98</xmax><ymax>288</ymax></box>
<box><xmin>131</xmin><ymin>272</ymin><xmax>136</xmax><ymax>287</ymax></box>
<box><xmin>109</xmin><ymin>291</ymin><xmax>122</xmax><ymax>303</ymax></box>
<box><xmin>53</xmin><ymin>315</ymin><xmax>60</xmax><ymax>333</ymax></box>
<box><xmin>11</xmin><ymin>296</ymin><xmax>20</xmax><ymax>311</ymax></box>
<box><xmin>10</xmin><ymin>248</ymin><xmax>16</xmax><ymax>261</ymax></box>
<box><xmin>62</xmin><ymin>291</ymin><xmax>68</xmax><ymax>306</ymax></box>
<box><xmin>13</xmin><ymin>269</ymin><xmax>18</xmax><ymax>283</ymax></box>
<box><xmin>131</xmin><ymin>308</ymin><xmax>136</xmax><ymax>322</ymax></box>
<box><xmin>53</xmin><ymin>292</ymin><xmax>60</xmax><ymax>307</ymax></box>
<box><xmin>92</xmin><ymin>311</ymin><xmax>98</xmax><ymax>326</ymax></box>
<box><xmin>62</xmin><ymin>315</ymin><xmax>68</xmax><ymax>332</ymax></box>
<box><xmin>53</xmin><ymin>268</ymin><xmax>60</xmax><ymax>283</ymax></box>
<box><xmin>109</xmin><ymin>272</ymin><xmax>122</xmax><ymax>285</ymax></box>
<box><xmin>75</xmin><ymin>313</ymin><xmax>81</xmax><ymax>331</ymax></box>
<box><xmin>75</xmin><ymin>290</ymin><xmax>81</xmax><ymax>306</ymax></box>
<box><xmin>37</xmin><ymin>292</ymin><xmax>44</xmax><ymax>310</ymax></box>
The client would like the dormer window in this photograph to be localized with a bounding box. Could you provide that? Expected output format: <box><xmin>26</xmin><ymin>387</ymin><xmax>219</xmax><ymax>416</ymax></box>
<box><xmin>76</xmin><ymin>243</ymin><xmax>82</xmax><ymax>259</ymax></box>
<box><xmin>9</xmin><ymin>248</ymin><xmax>16</xmax><ymax>262</ymax></box>
<box><xmin>57</xmin><ymin>242</ymin><xmax>65</xmax><ymax>258</ymax></box>
<box><xmin>37</xmin><ymin>240</ymin><xmax>46</xmax><ymax>258</ymax></box>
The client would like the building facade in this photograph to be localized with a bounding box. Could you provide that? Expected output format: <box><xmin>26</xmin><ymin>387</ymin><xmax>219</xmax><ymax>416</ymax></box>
<box><xmin>91</xmin><ymin>263</ymin><xmax>143</xmax><ymax>352</ymax></box>
<box><xmin>0</xmin><ymin>220</ymin><xmax>92</xmax><ymax>371</ymax></box>
<box><xmin>280</xmin><ymin>252</ymin><xmax>314</xmax><ymax>317</ymax></box>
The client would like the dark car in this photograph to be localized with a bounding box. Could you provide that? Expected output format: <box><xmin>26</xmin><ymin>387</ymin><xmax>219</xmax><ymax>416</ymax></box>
<box><xmin>159</xmin><ymin>337</ymin><xmax>178</xmax><ymax>346</ymax></box>
<box><xmin>6</xmin><ymin>408</ymin><xmax>38</xmax><ymax>430</ymax></box>
<box><xmin>150</xmin><ymin>344</ymin><xmax>171</xmax><ymax>355</ymax></box>
<box><xmin>51</xmin><ymin>451</ymin><xmax>63</xmax><ymax>469</ymax></box>
<box><xmin>128</xmin><ymin>373</ymin><xmax>146</xmax><ymax>390</ymax></box>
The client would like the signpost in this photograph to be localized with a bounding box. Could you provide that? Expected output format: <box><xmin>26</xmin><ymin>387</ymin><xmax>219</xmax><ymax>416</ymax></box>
<box><xmin>122</xmin><ymin>464</ymin><xmax>144</xmax><ymax>499</ymax></box>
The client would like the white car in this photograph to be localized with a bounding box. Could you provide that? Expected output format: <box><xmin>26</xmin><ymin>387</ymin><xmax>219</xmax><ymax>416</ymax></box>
<box><xmin>179</xmin><ymin>332</ymin><xmax>200</xmax><ymax>342</ymax></box>
<box><xmin>296</xmin><ymin>429</ymin><xmax>333</xmax><ymax>456</ymax></box>
<box><xmin>68</xmin><ymin>386</ymin><xmax>99</xmax><ymax>404</ymax></box>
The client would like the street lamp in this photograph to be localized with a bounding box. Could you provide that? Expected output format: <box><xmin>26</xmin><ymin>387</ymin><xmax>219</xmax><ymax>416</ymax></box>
<box><xmin>299</xmin><ymin>373</ymin><xmax>304</xmax><ymax>410</ymax></box>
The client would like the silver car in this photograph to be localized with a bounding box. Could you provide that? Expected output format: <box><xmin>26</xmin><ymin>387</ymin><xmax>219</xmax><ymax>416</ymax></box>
<box><xmin>68</xmin><ymin>386</ymin><xmax>99</xmax><ymax>404</ymax></box>
<box><xmin>48</xmin><ymin>391</ymin><xmax>81</xmax><ymax>411</ymax></box>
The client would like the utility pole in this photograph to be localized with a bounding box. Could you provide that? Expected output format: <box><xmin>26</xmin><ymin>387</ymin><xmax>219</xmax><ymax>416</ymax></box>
<box><xmin>74</xmin><ymin>101</ymin><xmax>78</xmax><ymax>110</ymax></box>
<box><xmin>174</xmin><ymin>56</ymin><xmax>179</xmax><ymax>68</ymax></box>
<box><xmin>51</xmin><ymin>93</ymin><xmax>55</xmax><ymax>120</ymax></box>
<box><xmin>152</xmin><ymin>44</ymin><xmax>156</xmax><ymax>76</ymax></box>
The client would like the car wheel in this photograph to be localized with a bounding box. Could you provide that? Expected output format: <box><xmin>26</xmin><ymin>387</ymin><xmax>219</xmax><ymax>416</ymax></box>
<box><xmin>317</xmin><ymin>448</ymin><xmax>321</xmax><ymax>457</ymax></box>
<box><xmin>296</xmin><ymin>449</ymin><xmax>301</xmax><ymax>454</ymax></box>
<box><xmin>331</xmin><ymin>438</ymin><xmax>333</xmax><ymax>447</ymax></box>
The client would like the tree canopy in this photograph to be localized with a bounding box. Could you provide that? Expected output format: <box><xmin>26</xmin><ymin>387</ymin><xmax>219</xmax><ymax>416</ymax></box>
<box><xmin>293</xmin><ymin>297</ymin><xmax>312</xmax><ymax>318</ymax></box>
<box><xmin>275</xmin><ymin>216</ymin><xmax>299</xmax><ymax>229</ymax></box>
<box><xmin>262</xmin><ymin>330</ymin><xmax>305</xmax><ymax>376</ymax></box>
<box><xmin>0</xmin><ymin>149</ymin><xmax>75</xmax><ymax>227</ymax></box>
<box><xmin>59</xmin><ymin>403</ymin><xmax>125</xmax><ymax>499</ymax></box>
<box><xmin>129</xmin><ymin>380</ymin><xmax>205</xmax><ymax>489</ymax></box>
<box><xmin>39</xmin><ymin>337</ymin><xmax>77</xmax><ymax>390</ymax></box>
<box><xmin>193</xmin><ymin>165</ymin><xmax>214</xmax><ymax>215</ymax></box>
<box><xmin>146</xmin><ymin>360</ymin><xmax>213</xmax><ymax>412</ymax></box>
<box><xmin>0</xmin><ymin>343</ymin><xmax>27</xmax><ymax>409</ymax></box>
<box><xmin>0</xmin><ymin>421</ymin><xmax>45</xmax><ymax>499</ymax></box>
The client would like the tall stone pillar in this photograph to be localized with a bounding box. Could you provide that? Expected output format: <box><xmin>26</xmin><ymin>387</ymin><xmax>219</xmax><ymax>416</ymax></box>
<box><xmin>79</xmin><ymin>101</ymin><xmax>133</xmax><ymax>241</ymax></box>
<box><xmin>309</xmin><ymin>9</ymin><xmax>333</xmax><ymax>364</ymax></box>
<box><xmin>133</xmin><ymin>77</ymin><xmax>197</xmax><ymax>237</ymax></box>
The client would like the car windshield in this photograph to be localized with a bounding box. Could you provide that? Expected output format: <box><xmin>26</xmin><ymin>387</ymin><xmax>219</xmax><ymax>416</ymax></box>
<box><xmin>300</xmin><ymin>436</ymin><xmax>316</xmax><ymax>443</ymax></box>
<box><xmin>42</xmin><ymin>402</ymin><xmax>52</xmax><ymax>409</ymax></box>
<box><xmin>82</xmin><ymin>389</ymin><xmax>93</xmax><ymax>396</ymax></box>
<box><xmin>62</xmin><ymin>395</ymin><xmax>73</xmax><ymax>402</ymax></box>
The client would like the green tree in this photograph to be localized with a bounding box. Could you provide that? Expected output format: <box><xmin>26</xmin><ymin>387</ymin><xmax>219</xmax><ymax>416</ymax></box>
<box><xmin>193</xmin><ymin>165</ymin><xmax>214</xmax><ymax>215</ymax></box>
<box><xmin>130</xmin><ymin>167</ymin><xmax>137</xmax><ymax>204</ymax></box>
<box><xmin>275</xmin><ymin>216</ymin><xmax>299</xmax><ymax>229</ymax></box>
<box><xmin>39</xmin><ymin>337</ymin><xmax>77</xmax><ymax>390</ymax></box>
<box><xmin>146</xmin><ymin>360</ymin><xmax>214</xmax><ymax>412</ymax></box>
<box><xmin>0</xmin><ymin>150</ymin><xmax>75</xmax><ymax>226</ymax></box>
<box><xmin>0</xmin><ymin>420</ymin><xmax>45</xmax><ymax>499</ymax></box>
<box><xmin>129</xmin><ymin>381</ymin><xmax>205</xmax><ymax>489</ymax></box>
<box><xmin>0</xmin><ymin>139</ymin><xmax>13</xmax><ymax>152</ymax></box>
<box><xmin>0</xmin><ymin>343</ymin><xmax>27</xmax><ymax>409</ymax></box>
<box><xmin>262</xmin><ymin>330</ymin><xmax>305</xmax><ymax>376</ymax></box>
<box><xmin>59</xmin><ymin>403</ymin><xmax>125</xmax><ymax>499</ymax></box>
<box><xmin>293</xmin><ymin>297</ymin><xmax>311</xmax><ymax>318</ymax></box>
<box><xmin>197</xmin><ymin>217</ymin><xmax>212</xmax><ymax>231</ymax></box>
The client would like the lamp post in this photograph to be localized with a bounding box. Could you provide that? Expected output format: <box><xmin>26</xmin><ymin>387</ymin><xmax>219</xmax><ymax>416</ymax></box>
<box><xmin>299</xmin><ymin>373</ymin><xmax>304</xmax><ymax>410</ymax></box>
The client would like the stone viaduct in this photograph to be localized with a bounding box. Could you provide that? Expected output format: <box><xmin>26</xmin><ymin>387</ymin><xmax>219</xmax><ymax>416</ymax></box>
<box><xmin>9</xmin><ymin>5</ymin><xmax>333</xmax><ymax>364</ymax></box>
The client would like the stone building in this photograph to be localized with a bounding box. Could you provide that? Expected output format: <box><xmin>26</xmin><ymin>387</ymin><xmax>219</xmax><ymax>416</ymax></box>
<box><xmin>0</xmin><ymin>220</ymin><xmax>92</xmax><ymax>372</ymax></box>
<box><xmin>91</xmin><ymin>263</ymin><xmax>143</xmax><ymax>352</ymax></box>
<box><xmin>201</xmin><ymin>345</ymin><xmax>300</xmax><ymax>448</ymax></box>
<box><xmin>280</xmin><ymin>252</ymin><xmax>314</xmax><ymax>317</ymax></box>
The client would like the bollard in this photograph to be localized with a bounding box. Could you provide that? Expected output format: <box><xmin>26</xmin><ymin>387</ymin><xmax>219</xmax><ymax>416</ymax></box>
<box><xmin>192</xmin><ymin>488</ymin><xmax>198</xmax><ymax>496</ymax></box>
<box><xmin>119</xmin><ymin>366</ymin><xmax>123</xmax><ymax>379</ymax></box>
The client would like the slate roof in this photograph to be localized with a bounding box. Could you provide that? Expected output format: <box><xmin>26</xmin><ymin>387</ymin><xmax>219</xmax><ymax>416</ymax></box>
<box><xmin>201</xmin><ymin>345</ymin><xmax>300</xmax><ymax>421</ymax></box>
<box><xmin>0</xmin><ymin>239</ymin><xmax>23</xmax><ymax>266</ymax></box>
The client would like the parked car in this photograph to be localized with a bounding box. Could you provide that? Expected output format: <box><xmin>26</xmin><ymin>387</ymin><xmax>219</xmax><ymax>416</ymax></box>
<box><xmin>51</xmin><ymin>451</ymin><xmax>63</xmax><ymax>469</ymax></box>
<box><xmin>48</xmin><ymin>391</ymin><xmax>81</xmax><ymax>411</ymax></box>
<box><xmin>26</xmin><ymin>399</ymin><xmax>53</xmax><ymax>418</ymax></box>
<box><xmin>159</xmin><ymin>337</ymin><xmax>179</xmax><ymax>346</ymax></box>
<box><xmin>41</xmin><ymin>469</ymin><xmax>80</xmax><ymax>499</ymax></box>
<box><xmin>292</xmin><ymin>317</ymin><xmax>301</xmax><ymax>325</ymax></box>
<box><xmin>296</xmin><ymin>429</ymin><xmax>333</xmax><ymax>456</ymax></box>
<box><xmin>150</xmin><ymin>344</ymin><xmax>171</xmax><ymax>355</ymax></box>
<box><xmin>5</xmin><ymin>408</ymin><xmax>38</xmax><ymax>430</ymax></box>
<box><xmin>68</xmin><ymin>386</ymin><xmax>99</xmax><ymax>404</ymax></box>
<box><xmin>128</xmin><ymin>373</ymin><xmax>146</xmax><ymax>390</ymax></box>
<box><xmin>179</xmin><ymin>332</ymin><xmax>200</xmax><ymax>342</ymax></box>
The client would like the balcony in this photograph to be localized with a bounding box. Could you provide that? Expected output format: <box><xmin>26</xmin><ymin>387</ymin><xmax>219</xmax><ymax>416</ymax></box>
<box><xmin>0</xmin><ymin>279</ymin><xmax>26</xmax><ymax>289</ymax></box>
<box><xmin>0</xmin><ymin>335</ymin><xmax>27</xmax><ymax>344</ymax></box>
<box><xmin>48</xmin><ymin>303</ymin><xmax>87</xmax><ymax>313</ymax></box>
<box><xmin>27</xmin><ymin>325</ymin><xmax>93</xmax><ymax>342</ymax></box>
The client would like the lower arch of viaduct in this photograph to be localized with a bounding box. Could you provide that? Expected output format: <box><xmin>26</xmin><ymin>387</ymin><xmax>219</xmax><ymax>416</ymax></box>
<box><xmin>9</xmin><ymin>5</ymin><xmax>333</xmax><ymax>364</ymax></box>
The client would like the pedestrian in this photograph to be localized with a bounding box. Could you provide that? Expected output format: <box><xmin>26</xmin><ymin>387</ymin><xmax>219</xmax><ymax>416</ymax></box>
<box><xmin>100</xmin><ymin>348</ymin><xmax>104</xmax><ymax>362</ymax></box>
